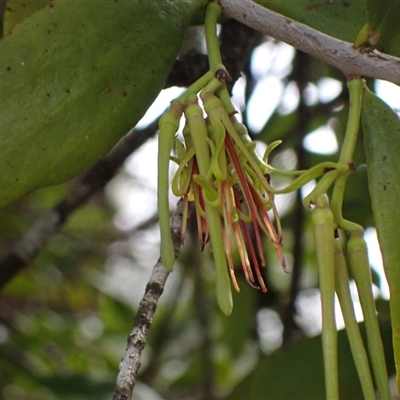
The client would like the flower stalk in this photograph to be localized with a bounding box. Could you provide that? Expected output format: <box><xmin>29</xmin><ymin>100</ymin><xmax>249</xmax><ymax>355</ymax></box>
<box><xmin>157</xmin><ymin>3</ymin><xmax>290</xmax><ymax>314</ymax></box>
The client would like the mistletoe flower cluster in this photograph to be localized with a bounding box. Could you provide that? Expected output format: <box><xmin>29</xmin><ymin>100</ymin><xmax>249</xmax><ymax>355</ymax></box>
<box><xmin>158</xmin><ymin>69</ymin><xmax>286</xmax><ymax>314</ymax></box>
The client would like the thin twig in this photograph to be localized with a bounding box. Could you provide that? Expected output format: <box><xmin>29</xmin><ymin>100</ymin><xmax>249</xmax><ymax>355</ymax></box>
<box><xmin>138</xmin><ymin>271</ymin><xmax>185</xmax><ymax>383</ymax></box>
<box><xmin>112</xmin><ymin>199</ymin><xmax>185</xmax><ymax>400</ymax></box>
<box><xmin>220</xmin><ymin>0</ymin><xmax>400</xmax><ymax>85</ymax></box>
<box><xmin>0</xmin><ymin>117</ymin><xmax>161</xmax><ymax>291</ymax></box>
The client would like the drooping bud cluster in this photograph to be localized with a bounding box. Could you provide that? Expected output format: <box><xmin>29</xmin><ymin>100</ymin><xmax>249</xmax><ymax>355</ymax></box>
<box><xmin>158</xmin><ymin>68</ymin><xmax>285</xmax><ymax>315</ymax></box>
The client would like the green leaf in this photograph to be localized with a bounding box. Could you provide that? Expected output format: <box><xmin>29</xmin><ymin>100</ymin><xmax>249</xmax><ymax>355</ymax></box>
<box><xmin>0</xmin><ymin>0</ymin><xmax>206</xmax><ymax>208</ymax></box>
<box><xmin>362</xmin><ymin>87</ymin><xmax>400</xmax><ymax>393</ymax></box>
<box><xmin>364</xmin><ymin>0</ymin><xmax>393</xmax><ymax>30</ymax></box>
<box><xmin>364</xmin><ymin>0</ymin><xmax>400</xmax><ymax>54</ymax></box>
<box><xmin>2</xmin><ymin>0</ymin><xmax>51</xmax><ymax>37</ymax></box>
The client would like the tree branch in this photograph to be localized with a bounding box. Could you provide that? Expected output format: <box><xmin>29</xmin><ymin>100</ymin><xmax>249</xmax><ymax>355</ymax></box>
<box><xmin>220</xmin><ymin>0</ymin><xmax>400</xmax><ymax>85</ymax></box>
<box><xmin>112</xmin><ymin>199</ymin><xmax>185</xmax><ymax>400</ymax></box>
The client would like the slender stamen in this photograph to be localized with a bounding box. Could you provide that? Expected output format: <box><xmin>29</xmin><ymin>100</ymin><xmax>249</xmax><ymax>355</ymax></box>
<box><xmin>249</xmin><ymin>186</ymin><xmax>287</xmax><ymax>272</ymax></box>
<box><xmin>225</xmin><ymin>133</ymin><xmax>266</xmax><ymax>266</ymax></box>
<box><xmin>232</xmin><ymin>220</ymin><xmax>252</xmax><ymax>284</ymax></box>
<box><xmin>233</xmin><ymin>187</ymin><xmax>267</xmax><ymax>292</ymax></box>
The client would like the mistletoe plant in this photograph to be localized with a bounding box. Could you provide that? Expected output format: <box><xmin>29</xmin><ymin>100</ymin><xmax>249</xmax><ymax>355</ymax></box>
<box><xmin>2</xmin><ymin>0</ymin><xmax>400</xmax><ymax>399</ymax></box>
<box><xmin>158</xmin><ymin>2</ymin><xmax>393</xmax><ymax>399</ymax></box>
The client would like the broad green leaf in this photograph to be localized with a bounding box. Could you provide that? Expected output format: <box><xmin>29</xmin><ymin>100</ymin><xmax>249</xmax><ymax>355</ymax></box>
<box><xmin>362</xmin><ymin>87</ymin><xmax>400</xmax><ymax>394</ymax></box>
<box><xmin>371</xmin><ymin>3</ymin><xmax>400</xmax><ymax>55</ymax></box>
<box><xmin>364</xmin><ymin>0</ymin><xmax>394</xmax><ymax>30</ymax></box>
<box><xmin>2</xmin><ymin>0</ymin><xmax>51</xmax><ymax>37</ymax></box>
<box><xmin>0</xmin><ymin>0</ymin><xmax>207</xmax><ymax>208</ymax></box>
<box><xmin>364</xmin><ymin>0</ymin><xmax>400</xmax><ymax>55</ymax></box>
<box><xmin>0</xmin><ymin>2</ymin><xmax>5</xmax><ymax>36</ymax></box>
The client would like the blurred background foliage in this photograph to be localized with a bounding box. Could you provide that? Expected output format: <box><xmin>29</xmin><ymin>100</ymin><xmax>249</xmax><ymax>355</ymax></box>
<box><xmin>0</xmin><ymin>5</ymin><xmax>398</xmax><ymax>400</ymax></box>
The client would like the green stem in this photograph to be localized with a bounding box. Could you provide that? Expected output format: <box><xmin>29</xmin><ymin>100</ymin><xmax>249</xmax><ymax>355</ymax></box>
<box><xmin>312</xmin><ymin>195</ymin><xmax>339</xmax><ymax>400</ymax></box>
<box><xmin>302</xmin><ymin>169</ymin><xmax>341</xmax><ymax>208</ymax></box>
<box><xmin>158</xmin><ymin>100</ymin><xmax>184</xmax><ymax>269</ymax></box>
<box><xmin>330</xmin><ymin>78</ymin><xmax>364</xmax><ymax>230</ymax></box>
<box><xmin>177</xmin><ymin>71</ymin><xmax>214</xmax><ymax>105</ymax></box>
<box><xmin>333</xmin><ymin>240</ymin><xmax>376</xmax><ymax>399</ymax></box>
<box><xmin>303</xmin><ymin>79</ymin><xmax>364</xmax><ymax>212</ymax></box>
<box><xmin>348</xmin><ymin>231</ymin><xmax>391</xmax><ymax>400</ymax></box>
<box><xmin>203</xmin><ymin>2</ymin><xmax>236</xmax><ymax>117</ymax></box>
<box><xmin>272</xmin><ymin>162</ymin><xmax>345</xmax><ymax>195</ymax></box>
<box><xmin>338</xmin><ymin>79</ymin><xmax>364</xmax><ymax>163</ymax></box>
<box><xmin>204</xmin><ymin>2</ymin><xmax>223</xmax><ymax>71</ymax></box>
<box><xmin>217</xmin><ymin>84</ymin><xmax>236</xmax><ymax>115</ymax></box>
